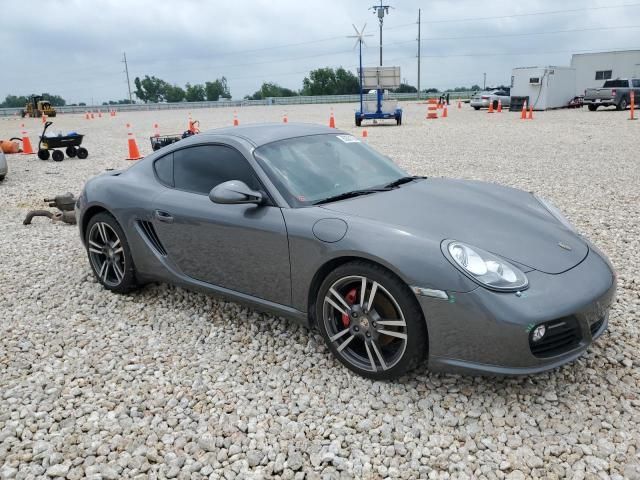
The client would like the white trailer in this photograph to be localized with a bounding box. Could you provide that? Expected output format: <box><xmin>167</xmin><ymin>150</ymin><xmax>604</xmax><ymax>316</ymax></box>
<box><xmin>571</xmin><ymin>50</ymin><xmax>640</xmax><ymax>96</ymax></box>
<box><xmin>510</xmin><ymin>66</ymin><xmax>576</xmax><ymax>110</ymax></box>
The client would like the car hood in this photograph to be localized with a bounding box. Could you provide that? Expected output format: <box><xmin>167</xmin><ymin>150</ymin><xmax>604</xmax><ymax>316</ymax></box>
<box><xmin>319</xmin><ymin>178</ymin><xmax>588</xmax><ymax>274</ymax></box>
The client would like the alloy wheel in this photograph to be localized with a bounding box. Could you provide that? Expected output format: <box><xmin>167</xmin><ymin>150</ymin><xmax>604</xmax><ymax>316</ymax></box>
<box><xmin>88</xmin><ymin>222</ymin><xmax>126</xmax><ymax>287</ymax></box>
<box><xmin>322</xmin><ymin>275</ymin><xmax>407</xmax><ymax>372</ymax></box>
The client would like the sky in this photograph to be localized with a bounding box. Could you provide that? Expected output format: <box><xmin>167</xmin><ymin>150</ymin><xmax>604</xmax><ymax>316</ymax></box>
<box><xmin>1</xmin><ymin>0</ymin><xmax>640</xmax><ymax>104</ymax></box>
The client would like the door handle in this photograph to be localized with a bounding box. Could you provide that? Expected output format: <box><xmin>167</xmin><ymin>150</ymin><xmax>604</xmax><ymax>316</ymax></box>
<box><xmin>154</xmin><ymin>210</ymin><xmax>174</xmax><ymax>223</ymax></box>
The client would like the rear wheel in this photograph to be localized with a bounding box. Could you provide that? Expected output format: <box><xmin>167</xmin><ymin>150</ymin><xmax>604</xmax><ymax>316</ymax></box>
<box><xmin>473</xmin><ymin>106</ymin><xmax>480</xmax><ymax>110</ymax></box>
<box><xmin>617</xmin><ymin>98</ymin><xmax>628</xmax><ymax>111</ymax></box>
<box><xmin>85</xmin><ymin>212</ymin><xmax>137</xmax><ymax>293</ymax></box>
<box><xmin>588</xmin><ymin>104</ymin><xmax>598</xmax><ymax>111</ymax></box>
<box><xmin>37</xmin><ymin>149</ymin><xmax>50</xmax><ymax>160</ymax></box>
<box><xmin>77</xmin><ymin>147</ymin><xmax>88</xmax><ymax>159</ymax></box>
<box><xmin>66</xmin><ymin>146</ymin><xmax>77</xmax><ymax>157</ymax></box>
<box><xmin>52</xmin><ymin>150</ymin><xmax>64</xmax><ymax>162</ymax></box>
<box><xmin>355</xmin><ymin>118</ymin><xmax>362</xmax><ymax>127</ymax></box>
<box><xmin>315</xmin><ymin>261</ymin><xmax>427</xmax><ymax>380</ymax></box>
<box><xmin>492</xmin><ymin>100</ymin><xmax>499</xmax><ymax>110</ymax></box>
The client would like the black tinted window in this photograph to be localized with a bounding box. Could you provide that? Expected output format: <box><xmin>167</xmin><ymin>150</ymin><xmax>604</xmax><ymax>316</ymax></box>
<box><xmin>173</xmin><ymin>145</ymin><xmax>260</xmax><ymax>195</ymax></box>
<box><xmin>154</xmin><ymin>153</ymin><xmax>174</xmax><ymax>187</ymax></box>
<box><xmin>603</xmin><ymin>79</ymin><xmax>628</xmax><ymax>88</ymax></box>
<box><xmin>632</xmin><ymin>79</ymin><xmax>640</xmax><ymax>88</ymax></box>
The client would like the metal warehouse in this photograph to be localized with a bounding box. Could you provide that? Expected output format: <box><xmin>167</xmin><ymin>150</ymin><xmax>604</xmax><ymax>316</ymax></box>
<box><xmin>571</xmin><ymin>50</ymin><xmax>640</xmax><ymax>96</ymax></box>
<box><xmin>511</xmin><ymin>49</ymin><xmax>640</xmax><ymax>110</ymax></box>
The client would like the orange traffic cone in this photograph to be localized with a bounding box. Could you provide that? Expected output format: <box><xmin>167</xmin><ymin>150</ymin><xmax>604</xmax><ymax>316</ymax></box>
<box><xmin>233</xmin><ymin>111</ymin><xmax>239</xmax><ymax>127</ymax></box>
<box><xmin>85</xmin><ymin>111</ymin><xmax>90</xmax><ymax>120</ymax></box>
<box><xmin>90</xmin><ymin>112</ymin><xmax>95</xmax><ymax>119</ymax></box>
<box><xmin>457</xmin><ymin>99</ymin><xmax>462</xmax><ymax>109</ymax></box>
<box><xmin>443</xmin><ymin>106</ymin><xmax>448</xmax><ymax>118</ymax></box>
<box><xmin>126</xmin><ymin>123</ymin><xmax>143</xmax><ymax>160</ymax></box>
<box><xmin>283</xmin><ymin>112</ymin><xmax>288</xmax><ymax>123</ymax></box>
<box><xmin>528</xmin><ymin>104</ymin><xmax>534</xmax><ymax>120</ymax></box>
<box><xmin>629</xmin><ymin>91</ymin><xmax>636</xmax><ymax>120</ymax></box>
<box><xmin>488</xmin><ymin>101</ymin><xmax>494</xmax><ymax>113</ymax></box>
<box><xmin>362</xmin><ymin>129</ymin><xmax>368</xmax><ymax>139</ymax></box>
<box><xmin>497</xmin><ymin>99</ymin><xmax>502</xmax><ymax>113</ymax></box>
<box><xmin>98</xmin><ymin>110</ymin><xmax>102</xmax><ymax>118</ymax></box>
<box><xmin>520</xmin><ymin>102</ymin><xmax>527</xmax><ymax>119</ymax></box>
<box><xmin>20</xmin><ymin>124</ymin><xmax>34</xmax><ymax>155</ymax></box>
<box><xmin>188</xmin><ymin>113</ymin><xmax>193</xmax><ymax>130</ymax></box>
<box><xmin>329</xmin><ymin>109</ymin><xmax>336</xmax><ymax>128</ymax></box>
<box><xmin>426</xmin><ymin>98</ymin><xmax>438</xmax><ymax>119</ymax></box>
<box><xmin>41</xmin><ymin>113</ymin><xmax>47</xmax><ymax>123</ymax></box>
<box><xmin>153</xmin><ymin>123</ymin><xmax>160</xmax><ymax>137</ymax></box>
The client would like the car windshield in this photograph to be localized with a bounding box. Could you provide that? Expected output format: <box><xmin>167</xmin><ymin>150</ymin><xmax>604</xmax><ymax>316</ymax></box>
<box><xmin>254</xmin><ymin>134</ymin><xmax>408</xmax><ymax>207</ymax></box>
<box><xmin>603</xmin><ymin>80</ymin><xmax>628</xmax><ymax>88</ymax></box>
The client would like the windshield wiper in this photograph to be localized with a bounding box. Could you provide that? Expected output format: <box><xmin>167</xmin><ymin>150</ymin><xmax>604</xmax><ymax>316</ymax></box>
<box><xmin>382</xmin><ymin>175</ymin><xmax>425</xmax><ymax>189</ymax></box>
<box><xmin>313</xmin><ymin>188</ymin><xmax>388</xmax><ymax>205</ymax></box>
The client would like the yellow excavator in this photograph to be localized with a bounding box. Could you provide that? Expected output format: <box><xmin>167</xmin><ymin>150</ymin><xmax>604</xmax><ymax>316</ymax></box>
<box><xmin>21</xmin><ymin>95</ymin><xmax>57</xmax><ymax>118</ymax></box>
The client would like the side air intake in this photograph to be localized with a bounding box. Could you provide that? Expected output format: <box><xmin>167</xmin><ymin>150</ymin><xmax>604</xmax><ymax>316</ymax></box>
<box><xmin>137</xmin><ymin>220</ymin><xmax>167</xmax><ymax>256</ymax></box>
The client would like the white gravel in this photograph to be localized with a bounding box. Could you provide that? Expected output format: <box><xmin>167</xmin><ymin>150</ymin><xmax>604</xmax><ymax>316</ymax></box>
<box><xmin>0</xmin><ymin>104</ymin><xmax>639</xmax><ymax>479</ymax></box>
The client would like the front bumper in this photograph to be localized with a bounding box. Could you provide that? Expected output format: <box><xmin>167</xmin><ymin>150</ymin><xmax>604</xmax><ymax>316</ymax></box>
<box><xmin>470</xmin><ymin>99</ymin><xmax>489</xmax><ymax>108</ymax></box>
<box><xmin>584</xmin><ymin>99</ymin><xmax>615</xmax><ymax>106</ymax></box>
<box><xmin>419</xmin><ymin>246</ymin><xmax>616</xmax><ymax>375</ymax></box>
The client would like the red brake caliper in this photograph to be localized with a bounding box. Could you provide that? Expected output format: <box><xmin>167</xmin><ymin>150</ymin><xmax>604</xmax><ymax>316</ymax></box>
<box><xmin>341</xmin><ymin>288</ymin><xmax>358</xmax><ymax>328</ymax></box>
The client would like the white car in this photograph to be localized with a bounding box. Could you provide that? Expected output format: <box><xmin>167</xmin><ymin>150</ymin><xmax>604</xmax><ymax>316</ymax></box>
<box><xmin>0</xmin><ymin>150</ymin><xmax>7</xmax><ymax>181</ymax></box>
<box><xmin>470</xmin><ymin>90</ymin><xmax>511</xmax><ymax>110</ymax></box>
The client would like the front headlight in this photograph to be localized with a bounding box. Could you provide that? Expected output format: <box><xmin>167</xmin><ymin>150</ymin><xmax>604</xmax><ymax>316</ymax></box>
<box><xmin>534</xmin><ymin>195</ymin><xmax>576</xmax><ymax>233</ymax></box>
<box><xmin>447</xmin><ymin>241</ymin><xmax>528</xmax><ymax>291</ymax></box>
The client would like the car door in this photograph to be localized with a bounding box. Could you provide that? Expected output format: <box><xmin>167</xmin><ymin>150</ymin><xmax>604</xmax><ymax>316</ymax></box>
<box><xmin>151</xmin><ymin>144</ymin><xmax>291</xmax><ymax>306</ymax></box>
<box><xmin>632</xmin><ymin>79</ymin><xmax>640</xmax><ymax>103</ymax></box>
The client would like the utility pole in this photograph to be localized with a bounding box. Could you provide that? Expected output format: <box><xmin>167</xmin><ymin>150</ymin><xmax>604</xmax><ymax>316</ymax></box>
<box><xmin>370</xmin><ymin>1</ymin><xmax>391</xmax><ymax>66</ymax></box>
<box><xmin>122</xmin><ymin>52</ymin><xmax>133</xmax><ymax>103</ymax></box>
<box><xmin>417</xmin><ymin>8</ymin><xmax>421</xmax><ymax>100</ymax></box>
<box><xmin>483</xmin><ymin>72</ymin><xmax>487</xmax><ymax>90</ymax></box>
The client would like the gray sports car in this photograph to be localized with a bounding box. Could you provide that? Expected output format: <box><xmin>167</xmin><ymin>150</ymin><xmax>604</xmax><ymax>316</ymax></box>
<box><xmin>76</xmin><ymin>123</ymin><xmax>616</xmax><ymax>379</ymax></box>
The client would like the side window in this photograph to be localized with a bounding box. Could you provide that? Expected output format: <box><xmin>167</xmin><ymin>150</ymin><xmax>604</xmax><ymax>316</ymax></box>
<box><xmin>632</xmin><ymin>79</ymin><xmax>640</xmax><ymax>88</ymax></box>
<box><xmin>154</xmin><ymin>153</ymin><xmax>174</xmax><ymax>187</ymax></box>
<box><xmin>173</xmin><ymin>145</ymin><xmax>260</xmax><ymax>195</ymax></box>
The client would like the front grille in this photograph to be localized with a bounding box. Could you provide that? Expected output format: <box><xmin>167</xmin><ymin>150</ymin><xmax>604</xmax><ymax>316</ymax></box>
<box><xmin>590</xmin><ymin>317</ymin><xmax>605</xmax><ymax>337</ymax></box>
<box><xmin>137</xmin><ymin>220</ymin><xmax>167</xmax><ymax>256</ymax></box>
<box><xmin>530</xmin><ymin>316</ymin><xmax>581</xmax><ymax>358</ymax></box>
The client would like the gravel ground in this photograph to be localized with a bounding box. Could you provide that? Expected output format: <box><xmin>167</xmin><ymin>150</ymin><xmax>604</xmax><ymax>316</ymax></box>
<box><xmin>0</xmin><ymin>104</ymin><xmax>639</xmax><ymax>479</ymax></box>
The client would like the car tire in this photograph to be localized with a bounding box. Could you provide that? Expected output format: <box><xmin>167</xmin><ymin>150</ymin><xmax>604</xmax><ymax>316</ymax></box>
<box><xmin>85</xmin><ymin>212</ymin><xmax>137</xmax><ymax>294</ymax></box>
<box><xmin>588</xmin><ymin>104</ymin><xmax>598</xmax><ymax>111</ymax></box>
<box><xmin>315</xmin><ymin>260</ymin><xmax>427</xmax><ymax>380</ymax></box>
<box><xmin>473</xmin><ymin>106</ymin><xmax>480</xmax><ymax>110</ymax></box>
<box><xmin>492</xmin><ymin>100</ymin><xmax>499</xmax><ymax>110</ymax></box>
<box><xmin>617</xmin><ymin>98</ymin><xmax>628</xmax><ymax>111</ymax></box>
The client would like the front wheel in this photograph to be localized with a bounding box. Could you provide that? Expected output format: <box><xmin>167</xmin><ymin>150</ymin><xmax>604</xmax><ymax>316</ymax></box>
<box><xmin>588</xmin><ymin>104</ymin><xmax>598</xmax><ymax>111</ymax></box>
<box><xmin>315</xmin><ymin>261</ymin><xmax>427</xmax><ymax>380</ymax></box>
<box><xmin>85</xmin><ymin>212</ymin><xmax>137</xmax><ymax>293</ymax></box>
<box><xmin>473</xmin><ymin>106</ymin><xmax>480</xmax><ymax>110</ymax></box>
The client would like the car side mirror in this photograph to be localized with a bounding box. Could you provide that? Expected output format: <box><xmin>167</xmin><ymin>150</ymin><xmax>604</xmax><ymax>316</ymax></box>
<box><xmin>209</xmin><ymin>180</ymin><xmax>263</xmax><ymax>205</ymax></box>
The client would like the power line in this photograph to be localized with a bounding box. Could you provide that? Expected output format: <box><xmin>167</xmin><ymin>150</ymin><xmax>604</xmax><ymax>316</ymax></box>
<box><xmin>386</xmin><ymin>2</ymin><xmax>640</xmax><ymax>30</ymax></box>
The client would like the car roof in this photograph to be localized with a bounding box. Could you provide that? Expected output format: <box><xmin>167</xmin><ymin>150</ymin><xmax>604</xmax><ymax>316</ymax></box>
<box><xmin>198</xmin><ymin>122</ymin><xmax>342</xmax><ymax>147</ymax></box>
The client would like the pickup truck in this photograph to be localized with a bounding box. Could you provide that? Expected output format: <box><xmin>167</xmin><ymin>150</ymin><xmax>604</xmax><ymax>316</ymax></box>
<box><xmin>584</xmin><ymin>79</ymin><xmax>640</xmax><ymax>111</ymax></box>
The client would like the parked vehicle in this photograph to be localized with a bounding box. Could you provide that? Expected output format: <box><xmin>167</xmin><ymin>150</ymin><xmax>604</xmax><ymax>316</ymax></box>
<box><xmin>0</xmin><ymin>150</ymin><xmax>7</xmax><ymax>181</ymax></box>
<box><xmin>21</xmin><ymin>95</ymin><xmax>57</xmax><ymax>118</ymax></box>
<box><xmin>77</xmin><ymin>123</ymin><xmax>616</xmax><ymax>379</ymax></box>
<box><xmin>584</xmin><ymin>79</ymin><xmax>640</xmax><ymax>111</ymax></box>
<box><xmin>470</xmin><ymin>89</ymin><xmax>511</xmax><ymax>110</ymax></box>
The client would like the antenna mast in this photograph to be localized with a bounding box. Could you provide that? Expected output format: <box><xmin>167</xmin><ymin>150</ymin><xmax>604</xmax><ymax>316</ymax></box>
<box><xmin>370</xmin><ymin>1</ymin><xmax>392</xmax><ymax>66</ymax></box>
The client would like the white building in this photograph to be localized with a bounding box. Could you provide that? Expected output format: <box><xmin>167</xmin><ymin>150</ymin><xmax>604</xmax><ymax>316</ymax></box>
<box><xmin>511</xmin><ymin>66</ymin><xmax>576</xmax><ymax>110</ymax></box>
<box><xmin>571</xmin><ymin>50</ymin><xmax>640</xmax><ymax>95</ymax></box>
<box><xmin>511</xmin><ymin>50</ymin><xmax>640</xmax><ymax>109</ymax></box>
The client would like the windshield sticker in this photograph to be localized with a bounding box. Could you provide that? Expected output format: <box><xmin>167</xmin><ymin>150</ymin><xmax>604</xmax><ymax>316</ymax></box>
<box><xmin>336</xmin><ymin>135</ymin><xmax>360</xmax><ymax>143</ymax></box>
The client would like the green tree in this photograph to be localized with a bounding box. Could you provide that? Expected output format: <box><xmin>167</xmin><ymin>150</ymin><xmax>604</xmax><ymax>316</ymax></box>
<box><xmin>246</xmin><ymin>82</ymin><xmax>298</xmax><ymax>100</ymax></box>
<box><xmin>470</xmin><ymin>84</ymin><xmax>481</xmax><ymax>91</ymax></box>
<box><xmin>0</xmin><ymin>95</ymin><xmax>29</xmax><ymax>108</ymax></box>
<box><xmin>164</xmin><ymin>85</ymin><xmax>186</xmax><ymax>103</ymax></box>
<box><xmin>41</xmin><ymin>93</ymin><xmax>66</xmax><ymax>106</ymax></box>
<box><xmin>422</xmin><ymin>87</ymin><xmax>440</xmax><ymax>93</ymax></box>
<box><xmin>334</xmin><ymin>67</ymin><xmax>360</xmax><ymax>94</ymax></box>
<box><xmin>134</xmin><ymin>75</ymin><xmax>169</xmax><ymax>103</ymax></box>
<box><xmin>395</xmin><ymin>83</ymin><xmax>417</xmax><ymax>93</ymax></box>
<box><xmin>205</xmin><ymin>77</ymin><xmax>231</xmax><ymax>101</ymax></box>
<box><xmin>184</xmin><ymin>83</ymin><xmax>206</xmax><ymax>102</ymax></box>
